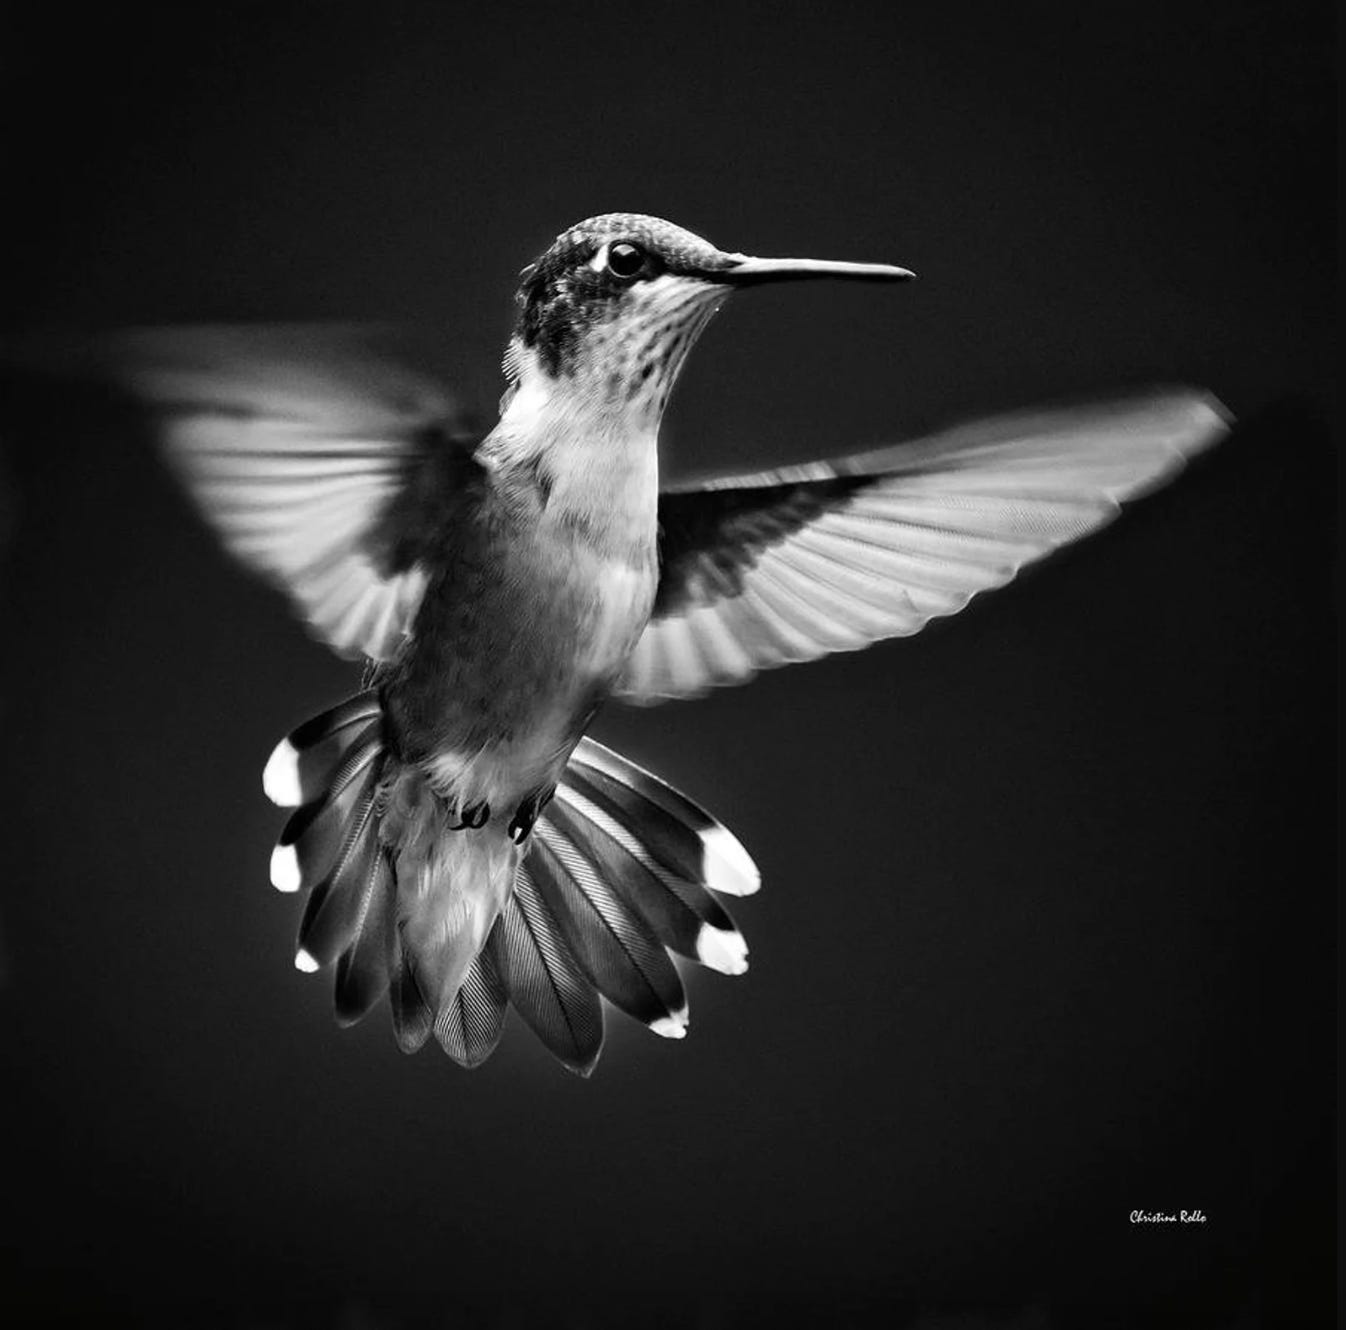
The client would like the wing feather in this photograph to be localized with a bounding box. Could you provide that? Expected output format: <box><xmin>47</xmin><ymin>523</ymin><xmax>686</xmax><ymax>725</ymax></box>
<box><xmin>616</xmin><ymin>389</ymin><xmax>1229</xmax><ymax>703</ymax></box>
<box><xmin>118</xmin><ymin>325</ymin><xmax>483</xmax><ymax>661</ymax></box>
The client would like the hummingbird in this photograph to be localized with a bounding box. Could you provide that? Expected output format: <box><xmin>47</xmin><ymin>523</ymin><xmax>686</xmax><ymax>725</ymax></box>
<box><xmin>121</xmin><ymin>212</ymin><xmax>1229</xmax><ymax>1075</ymax></box>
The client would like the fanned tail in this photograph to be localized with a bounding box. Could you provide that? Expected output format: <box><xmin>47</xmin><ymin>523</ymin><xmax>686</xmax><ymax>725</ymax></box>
<box><xmin>392</xmin><ymin>823</ymin><xmax>519</xmax><ymax>1056</ymax></box>
<box><xmin>490</xmin><ymin>865</ymin><xmax>605</xmax><ymax>1074</ymax></box>
<box><xmin>501</xmin><ymin>737</ymin><xmax>760</xmax><ymax>1073</ymax></box>
<box><xmin>433</xmin><ymin>948</ymin><xmax>509</xmax><ymax>1069</ymax></box>
<box><xmin>264</xmin><ymin>700</ymin><xmax>759</xmax><ymax>1074</ymax></box>
<box><xmin>263</xmin><ymin>690</ymin><xmax>399</xmax><ymax>1029</ymax></box>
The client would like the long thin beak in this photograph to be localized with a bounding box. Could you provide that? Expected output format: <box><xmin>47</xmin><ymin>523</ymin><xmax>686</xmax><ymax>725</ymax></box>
<box><xmin>715</xmin><ymin>253</ymin><xmax>915</xmax><ymax>285</ymax></box>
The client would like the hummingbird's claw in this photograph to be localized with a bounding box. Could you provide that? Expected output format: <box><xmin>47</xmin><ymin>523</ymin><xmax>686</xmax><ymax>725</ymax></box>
<box><xmin>448</xmin><ymin>801</ymin><xmax>490</xmax><ymax>831</ymax></box>
<box><xmin>508</xmin><ymin>787</ymin><xmax>555</xmax><ymax>844</ymax></box>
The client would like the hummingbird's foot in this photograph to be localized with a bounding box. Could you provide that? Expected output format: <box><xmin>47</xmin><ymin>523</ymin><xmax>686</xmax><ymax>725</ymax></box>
<box><xmin>508</xmin><ymin>787</ymin><xmax>555</xmax><ymax>845</ymax></box>
<box><xmin>448</xmin><ymin>801</ymin><xmax>490</xmax><ymax>831</ymax></box>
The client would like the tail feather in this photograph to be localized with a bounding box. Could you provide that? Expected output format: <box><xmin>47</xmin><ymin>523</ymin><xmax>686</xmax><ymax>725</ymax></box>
<box><xmin>333</xmin><ymin>846</ymin><xmax>395</xmax><ymax>1026</ymax></box>
<box><xmin>554</xmin><ymin>768</ymin><xmax>747</xmax><ymax>975</ymax></box>
<box><xmin>530</xmin><ymin>807</ymin><xmax>689</xmax><ymax>1037</ymax></box>
<box><xmin>389</xmin><ymin>928</ymin><xmax>435</xmax><ymax>1053</ymax></box>
<box><xmin>273</xmin><ymin>733</ymin><xmax>381</xmax><ymax>893</ymax></box>
<box><xmin>295</xmin><ymin>793</ymin><xmax>381</xmax><ymax>970</ymax></box>
<box><xmin>395</xmin><ymin>829</ymin><xmax>519</xmax><ymax>1031</ymax></box>
<box><xmin>264</xmin><ymin>697</ymin><xmax>759</xmax><ymax>1073</ymax></box>
<box><xmin>567</xmin><ymin>740</ymin><xmax>760</xmax><ymax>898</ymax></box>
<box><xmin>263</xmin><ymin>691</ymin><xmax>381</xmax><ymax>808</ymax></box>
<box><xmin>434</xmin><ymin>948</ymin><xmax>509</xmax><ymax>1068</ymax></box>
<box><xmin>492</xmin><ymin>867</ymin><xmax>604</xmax><ymax>1076</ymax></box>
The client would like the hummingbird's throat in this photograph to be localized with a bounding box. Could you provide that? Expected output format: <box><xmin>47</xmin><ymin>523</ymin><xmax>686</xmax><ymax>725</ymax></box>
<box><xmin>503</xmin><ymin>275</ymin><xmax>727</xmax><ymax>431</ymax></box>
<box><xmin>585</xmin><ymin>288</ymin><xmax>725</xmax><ymax>424</ymax></box>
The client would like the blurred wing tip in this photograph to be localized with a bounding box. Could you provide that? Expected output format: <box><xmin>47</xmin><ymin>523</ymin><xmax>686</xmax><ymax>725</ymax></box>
<box><xmin>1131</xmin><ymin>386</ymin><xmax>1233</xmax><ymax>464</ymax></box>
<box><xmin>1183</xmin><ymin>390</ymin><xmax>1235</xmax><ymax>447</ymax></box>
<box><xmin>1135</xmin><ymin>384</ymin><xmax>1230</xmax><ymax>439</ymax></box>
<box><xmin>1157</xmin><ymin>383</ymin><xmax>1231</xmax><ymax>417</ymax></box>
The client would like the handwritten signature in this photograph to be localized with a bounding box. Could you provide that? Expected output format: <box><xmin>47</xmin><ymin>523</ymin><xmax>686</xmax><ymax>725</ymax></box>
<box><xmin>1130</xmin><ymin>1210</ymin><xmax>1207</xmax><ymax>1224</ymax></box>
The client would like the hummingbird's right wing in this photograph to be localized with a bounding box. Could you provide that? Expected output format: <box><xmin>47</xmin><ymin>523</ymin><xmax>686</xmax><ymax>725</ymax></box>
<box><xmin>615</xmin><ymin>388</ymin><xmax>1229</xmax><ymax>704</ymax></box>
<box><xmin>118</xmin><ymin>326</ymin><xmax>485</xmax><ymax>661</ymax></box>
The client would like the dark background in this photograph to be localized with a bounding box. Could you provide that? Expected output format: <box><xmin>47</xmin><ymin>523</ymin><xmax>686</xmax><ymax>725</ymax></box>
<box><xmin>0</xmin><ymin>3</ymin><xmax>1334</xmax><ymax>1327</ymax></box>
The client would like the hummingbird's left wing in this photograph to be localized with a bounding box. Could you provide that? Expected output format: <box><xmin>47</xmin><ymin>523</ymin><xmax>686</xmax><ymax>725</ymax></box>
<box><xmin>119</xmin><ymin>326</ymin><xmax>484</xmax><ymax>661</ymax></box>
<box><xmin>615</xmin><ymin>388</ymin><xmax>1229</xmax><ymax>704</ymax></box>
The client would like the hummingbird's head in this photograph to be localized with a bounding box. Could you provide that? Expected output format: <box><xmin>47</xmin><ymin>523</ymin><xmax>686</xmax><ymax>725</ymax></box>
<box><xmin>503</xmin><ymin>212</ymin><xmax>912</xmax><ymax>428</ymax></box>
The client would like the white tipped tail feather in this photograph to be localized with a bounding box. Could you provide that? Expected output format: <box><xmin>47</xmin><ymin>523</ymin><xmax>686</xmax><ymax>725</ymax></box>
<box><xmin>269</xmin><ymin>844</ymin><xmax>302</xmax><ymax>894</ymax></box>
<box><xmin>263</xmin><ymin>740</ymin><xmax>304</xmax><ymax>808</ymax></box>
<box><xmin>264</xmin><ymin>697</ymin><xmax>757</xmax><ymax>1074</ymax></box>
<box><xmin>649</xmin><ymin>1008</ymin><xmax>690</xmax><ymax>1039</ymax></box>
<box><xmin>700</xmin><ymin>825</ymin><xmax>761</xmax><ymax>897</ymax></box>
<box><xmin>696</xmin><ymin>923</ymin><xmax>750</xmax><ymax>976</ymax></box>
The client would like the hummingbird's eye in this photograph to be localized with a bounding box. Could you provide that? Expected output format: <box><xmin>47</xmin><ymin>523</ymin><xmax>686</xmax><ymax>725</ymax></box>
<box><xmin>606</xmin><ymin>242</ymin><xmax>648</xmax><ymax>279</ymax></box>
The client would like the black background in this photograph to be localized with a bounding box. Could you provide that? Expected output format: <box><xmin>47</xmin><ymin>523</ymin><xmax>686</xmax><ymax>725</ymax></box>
<box><xmin>0</xmin><ymin>3</ymin><xmax>1334</xmax><ymax>1327</ymax></box>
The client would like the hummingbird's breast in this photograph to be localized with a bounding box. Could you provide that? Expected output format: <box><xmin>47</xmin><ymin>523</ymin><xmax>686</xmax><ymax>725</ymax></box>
<box><xmin>380</xmin><ymin>460</ymin><xmax>657</xmax><ymax>812</ymax></box>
